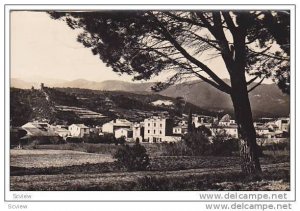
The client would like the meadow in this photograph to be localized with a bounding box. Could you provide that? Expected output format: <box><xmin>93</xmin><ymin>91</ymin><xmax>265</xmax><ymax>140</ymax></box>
<box><xmin>10</xmin><ymin>143</ymin><xmax>290</xmax><ymax>191</ymax></box>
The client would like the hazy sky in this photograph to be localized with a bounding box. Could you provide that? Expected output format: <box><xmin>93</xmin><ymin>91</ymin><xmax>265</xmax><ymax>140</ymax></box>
<box><xmin>11</xmin><ymin>11</ymin><xmax>271</xmax><ymax>84</ymax></box>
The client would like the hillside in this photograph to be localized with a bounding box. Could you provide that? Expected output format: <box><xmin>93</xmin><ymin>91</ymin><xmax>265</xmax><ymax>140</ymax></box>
<box><xmin>10</xmin><ymin>87</ymin><xmax>215</xmax><ymax>127</ymax></box>
<box><xmin>11</xmin><ymin>78</ymin><xmax>290</xmax><ymax>118</ymax></box>
<box><xmin>160</xmin><ymin>80</ymin><xmax>290</xmax><ymax>118</ymax></box>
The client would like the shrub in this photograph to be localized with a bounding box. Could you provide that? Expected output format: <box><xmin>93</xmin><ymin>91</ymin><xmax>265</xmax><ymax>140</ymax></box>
<box><xmin>184</xmin><ymin>131</ymin><xmax>211</xmax><ymax>156</ymax></box>
<box><xmin>113</xmin><ymin>142</ymin><xmax>150</xmax><ymax>171</ymax></box>
<box><xmin>160</xmin><ymin>142</ymin><xmax>192</xmax><ymax>156</ymax></box>
<box><xmin>66</xmin><ymin>137</ymin><xmax>83</xmax><ymax>143</ymax></box>
<box><xmin>115</xmin><ymin>136</ymin><xmax>126</xmax><ymax>145</ymax></box>
<box><xmin>210</xmin><ymin>131</ymin><xmax>239</xmax><ymax>156</ymax></box>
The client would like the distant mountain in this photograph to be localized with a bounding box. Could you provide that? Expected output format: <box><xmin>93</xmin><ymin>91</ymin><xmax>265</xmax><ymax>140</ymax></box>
<box><xmin>54</xmin><ymin>79</ymin><xmax>155</xmax><ymax>93</ymax></box>
<box><xmin>11</xmin><ymin>78</ymin><xmax>68</xmax><ymax>89</ymax></box>
<box><xmin>160</xmin><ymin>80</ymin><xmax>290</xmax><ymax>118</ymax></box>
<box><xmin>11</xmin><ymin>78</ymin><xmax>290</xmax><ymax>118</ymax></box>
<box><xmin>10</xmin><ymin>78</ymin><xmax>37</xmax><ymax>89</ymax></box>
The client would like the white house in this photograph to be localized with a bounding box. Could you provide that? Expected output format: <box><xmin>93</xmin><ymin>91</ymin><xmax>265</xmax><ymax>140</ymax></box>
<box><xmin>173</xmin><ymin>124</ymin><xmax>188</xmax><ymax>135</ymax></box>
<box><xmin>68</xmin><ymin>124</ymin><xmax>90</xmax><ymax>137</ymax></box>
<box><xmin>192</xmin><ymin>115</ymin><xmax>215</xmax><ymax>128</ymax></box>
<box><xmin>151</xmin><ymin>100</ymin><xmax>174</xmax><ymax>106</ymax></box>
<box><xmin>22</xmin><ymin>122</ymin><xmax>51</xmax><ymax>131</ymax></box>
<box><xmin>211</xmin><ymin>125</ymin><xmax>239</xmax><ymax>138</ymax></box>
<box><xmin>132</xmin><ymin>123</ymin><xmax>144</xmax><ymax>142</ymax></box>
<box><xmin>102</xmin><ymin>119</ymin><xmax>132</xmax><ymax>134</ymax></box>
<box><xmin>21</xmin><ymin>121</ymin><xmax>57</xmax><ymax>137</ymax></box>
<box><xmin>266</xmin><ymin>122</ymin><xmax>280</xmax><ymax>132</ymax></box>
<box><xmin>115</xmin><ymin>128</ymin><xmax>133</xmax><ymax>141</ymax></box>
<box><xmin>210</xmin><ymin>114</ymin><xmax>239</xmax><ymax>138</ymax></box>
<box><xmin>275</xmin><ymin>118</ymin><xmax>290</xmax><ymax>132</ymax></box>
<box><xmin>144</xmin><ymin>116</ymin><xmax>174</xmax><ymax>143</ymax></box>
<box><xmin>255</xmin><ymin>126</ymin><xmax>270</xmax><ymax>137</ymax></box>
<box><xmin>54</xmin><ymin>127</ymin><xmax>71</xmax><ymax>139</ymax></box>
<box><xmin>218</xmin><ymin>114</ymin><xmax>235</xmax><ymax>126</ymax></box>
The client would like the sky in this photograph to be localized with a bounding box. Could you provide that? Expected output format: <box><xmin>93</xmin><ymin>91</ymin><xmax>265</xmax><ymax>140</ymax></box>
<box><xmin>11</xmin><ymin>11</ymin><xmax>272</xmax><ymax>84</ymax></box>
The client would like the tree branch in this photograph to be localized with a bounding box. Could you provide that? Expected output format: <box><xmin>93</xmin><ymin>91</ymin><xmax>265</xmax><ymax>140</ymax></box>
<box><xmin>163</xmin><ymin>12</ymin><xmax>206</xmax><ymax>28</ymax></box>
<box><xmin>247</xmin><ymin>76</ymin><xmax>266</xmax><ymax>92</ymax></box>
<box><xmin>145</xmin><ymin>44</ymin><xmax>231</xmax><ymax>94</ymax></box>
<box><xmin>148</xmin><ymin>12</ymin><xmax>232</xmax><ymax>94</ymax></box>
<box><xmin>248</xmin><ymin>47</ymin><xmax>289</xmax><ymax>61</ymax></box>
<box><xmin>247</xmin><ymin>75</ymin><xmax>259</xmax><ymax>86</ymax></box>
<box><xmin>183</xmin><ymin>29</ymin><xmax>221</xmax><ymax>51</ymax></box>
<box><xmin>222</xmin><ymin>11</ymin><xmax>237</xmax><ymax>33</ymax></box>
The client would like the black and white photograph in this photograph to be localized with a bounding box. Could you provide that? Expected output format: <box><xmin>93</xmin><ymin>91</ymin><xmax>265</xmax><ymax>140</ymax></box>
<box><xmin>8</xmin><ymin>7</ymin><xmax>292</xmax><ymax>193</ymax></box>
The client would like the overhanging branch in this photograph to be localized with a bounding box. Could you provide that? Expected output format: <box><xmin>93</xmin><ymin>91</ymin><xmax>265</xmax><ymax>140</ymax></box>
<box><xmin>147</xmin><ymin>12</ymin><xmax>232</xmax><ymax>94</ymax></box>
<box><xmin>247</xmin><ymin>75</ymin><xmax>259</xmax><ymax>86</ymax></box>
<box><xmin>247</xmin><ymin>76</ymin><xmax>266</xmax><ymax>92</ymax></box>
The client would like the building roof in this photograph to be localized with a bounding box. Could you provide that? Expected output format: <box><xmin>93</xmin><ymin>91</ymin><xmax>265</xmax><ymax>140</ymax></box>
<box><xmin>219</xmin><ymin>114</ymin><xmax>232</xmax><ymax>122</ymax></box>
<box><xmin>70</xmin><ymin>124</ymin><xmax>89</xmax><ymax>128</ymax></box>
<box><xmin>22</xmin><ymin>122</ymin><xmax>50</xmax><ymax>130</ymax></box>
<box><xmin>115</xmin><ymin>128</ymin><xmax>133</xmax><ymax>132</ymax></box>
<box><xmin>212</xmin><ymin>125</ymin><xmax>238</xmax><ymax>129</ymax></box>
<box><xmin>255</xmin><ymin>126</ymin><xmax>269</xmax><ymax>130</ymax></box>
<box><xmin>104</xmin><ymin>119</ymin><xmax>133</xmax><ymax>127</ymax></box>
<box><xmin>22</xmin><ymin>127</ymin><xmax>58</xmax><ymax>137</ymax></box>
<box><xmin>173</xmin><ymin>125</ymin><xmax>188</xmax><ymax>129</ymax></box>
<box><xmin>54</xmin><ymin>128</ymin><xmax>70</xmax><ymax>133</ymax></box>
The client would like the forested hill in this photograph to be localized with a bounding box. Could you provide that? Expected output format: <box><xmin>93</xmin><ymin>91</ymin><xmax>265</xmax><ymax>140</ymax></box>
<box><xmin>11</xmin><ymin>78</ymin><xmax>290</xmax><ymax>118</ymax></box>
<box><xmin>10</xmin><ymin>87</ymin><xmax>217</xmax><ymax>127</ymax></box>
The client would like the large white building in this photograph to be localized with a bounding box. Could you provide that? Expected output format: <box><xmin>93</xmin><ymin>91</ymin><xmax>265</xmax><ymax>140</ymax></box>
<box><xmin>68</xmin><ymin>124</ymin><xmax>90</xmax><ymax>137</ymax></box>
<box><xmin>102</xmin><ymin>119</ymin><xmax>133</xmax><ymax>134</ymax></box>
<box><xmin>144</xmin><ymin>116</ymin><xmax>174</xmax><ymax>143</ymax></box>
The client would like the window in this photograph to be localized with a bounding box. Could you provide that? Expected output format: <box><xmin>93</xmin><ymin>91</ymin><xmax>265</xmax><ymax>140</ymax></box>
<box><xmin>148</xmin><ymin>123</ymin><xmax>150</xmax><ymax>127</ymax></box>
<box><xmin>154</xmin><ymin>123</ymin><xmax>156</xmax><ymax>127</ymax></box>
<box><xmin>148</xmin><ymin>130</ymin><xmax>150</xmax><ymax>134</ymax></box>
<box><xmin>160</xmin><ymin>130</ymin><xmax>162</xmax><ymax>134</ymax></box>
<box><xmin>154</xmin><ymin>130</ymin><xmax>156</xmax><ymax>134</ymax></box>
<box><xmin>160</xmin><ymin>124</ymin><xmax>162</xmax><ymax>127</ymax></box>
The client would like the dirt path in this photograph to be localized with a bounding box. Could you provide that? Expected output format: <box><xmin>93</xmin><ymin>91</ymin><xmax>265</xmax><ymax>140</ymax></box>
<box><xmin>10</xmin><ymin>162</ymin><xmax>289</xmax><ymax>191</ymax></box>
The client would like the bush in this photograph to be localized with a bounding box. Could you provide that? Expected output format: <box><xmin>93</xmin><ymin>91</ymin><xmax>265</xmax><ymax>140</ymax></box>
<box><xmin>184</xmin><ymin>131</ymin><xmax>211</xmax><ymax>156</ymax></box>
<box><xmin>210</xmin><ymin>131</ymin><xmax>239</xmax><ymax>156</ymax></box>
<box><xmin>115</xmin><ymin>136</ymin><xmax>126</xmax><ymax>145</ymax></box>
<box><xmin>86</xmin><ymin>132</ymin><xmax>118</xmax><ymax>144</ymax></box>
<box><xmin>113</xmin><ymin>142</ymin><xmax>150</xmax><ymax>171</ymax></box>
<box><xmin>160</xmin><ymin>142</ymin><xmax>192</xmax><ymax>156</ymax></box>
<box><xmin>66</xmin><ymin>137</ymin><xmax>83</xmax><ymax>143</ymax></box>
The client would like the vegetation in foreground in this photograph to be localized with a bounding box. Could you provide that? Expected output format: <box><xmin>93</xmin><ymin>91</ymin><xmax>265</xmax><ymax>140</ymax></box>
<box><xmin>10</xmin><ymin>131</ymin><xmax>290</xmax><ymax>191</ymax></box>
<box><xmin>11</xmin><ymin>162</ymin><xmax>289</xmax><ymax>191</ymax></box>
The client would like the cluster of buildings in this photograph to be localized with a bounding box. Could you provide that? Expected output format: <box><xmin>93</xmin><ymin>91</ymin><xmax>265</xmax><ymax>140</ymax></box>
<box><xmin>17</xmin><ymin>113</ymin><xmax>290</xmax><ymax>145</ymax></box>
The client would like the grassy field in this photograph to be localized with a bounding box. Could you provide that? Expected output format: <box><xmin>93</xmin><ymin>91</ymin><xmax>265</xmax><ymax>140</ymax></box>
<box><xmin>10</xmin><ymin>149</ymin><xmax>114</xmax><ymax>168</ymax></box>
<box><xmin>10</xmin><ymin>143</ymin><xmax>290</xmax><ymax>191</ymax></box>
<box><xmin>11</xmin><ymin>162</ymin><xmax>289</xmax><ymax>191</ymax></box>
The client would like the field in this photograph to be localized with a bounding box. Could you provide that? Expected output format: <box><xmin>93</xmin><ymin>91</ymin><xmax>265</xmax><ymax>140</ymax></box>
<box><xmin>10</xmin><ymin>149</ymin><xmax>114</xmax><ymax>168</ymax></box>
<box><xmin>10</xmin><ymin>143</ymin><xmax>290</xmax><ymax>191</ymax></box>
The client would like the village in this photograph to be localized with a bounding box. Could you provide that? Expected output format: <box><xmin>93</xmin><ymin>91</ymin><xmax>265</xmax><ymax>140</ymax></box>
<box><xmin>8</xmin><ymin>9</ymin><xmax>292</xmax><ymax>194</ymax></box>
<box><xmin>15</xmin><ymin>111</ymin><xmax>290</xmax><ymax>147</ymax></box>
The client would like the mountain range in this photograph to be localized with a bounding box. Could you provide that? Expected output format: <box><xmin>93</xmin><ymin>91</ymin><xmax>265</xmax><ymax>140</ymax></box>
<box><xmin>11</xmin><ymin>77</ymin><xmax>290</xmax><ymax>117</ymax></box>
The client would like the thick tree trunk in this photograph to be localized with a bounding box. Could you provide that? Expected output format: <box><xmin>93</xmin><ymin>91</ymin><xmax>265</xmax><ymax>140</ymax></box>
<box><xmin>230</xmin><ymin>73</ymin><xmax>262</xmax><ymax>174</ymax></box>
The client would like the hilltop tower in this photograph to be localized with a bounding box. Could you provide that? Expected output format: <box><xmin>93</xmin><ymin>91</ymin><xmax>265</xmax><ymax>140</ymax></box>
<box><xmin>40</xmin><ymin>83</ymin><xmax>44</xmax><ymax>90</ymax></box>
